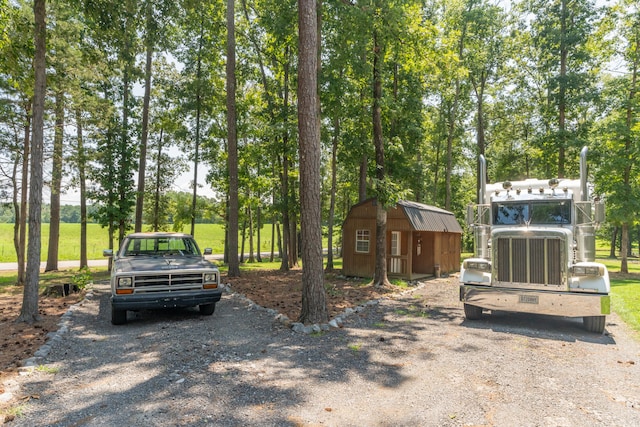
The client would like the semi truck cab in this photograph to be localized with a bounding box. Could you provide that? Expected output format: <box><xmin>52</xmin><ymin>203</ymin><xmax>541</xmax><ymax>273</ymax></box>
<box><xmin>459</xmin><ymin>147</ymin><xmax>610</xmax><ymax>333</ymax></box>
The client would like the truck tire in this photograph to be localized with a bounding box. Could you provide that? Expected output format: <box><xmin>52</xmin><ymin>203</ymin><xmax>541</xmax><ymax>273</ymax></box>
<box><xmin>111</xmin><ymin>307</ymin><xmax>127</xmax><ymax>325</ymax></box>
<box><xmin>464</xmin><ymin>304</ymin><xmax>483</xmax><ymax>320</ymax></box>
<box><xmin>583</xmin><ymin>316</ymin><xmax>605</xmax><ymax>334</ymax></box>
<box><xmin>199</xmin><ymin>303</ymin><xmax>216</xmax><ymax>315</ymax></box>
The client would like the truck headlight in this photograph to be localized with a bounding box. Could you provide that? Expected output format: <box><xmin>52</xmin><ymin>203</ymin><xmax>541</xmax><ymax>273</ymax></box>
<box><xmin>204</xmin><ymin>273</ymin><xmax>217</xmax><ymax>282</ymax></box>
<box><xmin>118</xmin><ymin>277</ymin><xmax>132</xmax><ymax>287</ymax></box>
<box><xmin>572</xmin><ymin>266</ymin><xmax>603</xmax><ymax>276</ymax></box>
<box><xmin>464</xmin><ymin>260</ymin><xmax>491</xmax><ymax>271</ymax></box>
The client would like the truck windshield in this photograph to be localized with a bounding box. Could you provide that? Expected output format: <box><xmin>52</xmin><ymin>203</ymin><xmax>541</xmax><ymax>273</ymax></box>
<box><xmin>493</xmin><ymin>201</ymin><xmax>571</xmax><ymax>225</ymax></box>
<box><xmin>123</xmin><ymin>237</ymin><xmax>201</xmax><ymax>256</ymax></box>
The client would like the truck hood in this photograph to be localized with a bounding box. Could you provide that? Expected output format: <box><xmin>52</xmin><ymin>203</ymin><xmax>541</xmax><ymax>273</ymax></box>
<box><xmin>113</xmin><ymin>256</ymin><xmax>217</xmax><ymax>274</ymax></box>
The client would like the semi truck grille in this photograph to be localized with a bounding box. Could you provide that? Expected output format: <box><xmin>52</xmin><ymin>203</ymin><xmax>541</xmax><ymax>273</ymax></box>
<box><xmin>133</xmin><ymin>273</ymin><xmax>203</xmax><ymax>288</ymax></box>
<box><xmin>496</xmin><ymin>237</ymin><xmax>562</xmax><ymax>286</ymax></box>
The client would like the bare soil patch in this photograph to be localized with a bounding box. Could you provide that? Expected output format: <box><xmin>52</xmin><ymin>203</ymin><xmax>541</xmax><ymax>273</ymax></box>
<box><xmin>225</xmin><ymin>268</ymin><xmax>394</xmax><ymax>322</ymax></box>
<box><xmin>0</xmin><ymin>288</ymin><xmax>84</xmax><ymax>381</ymax></box>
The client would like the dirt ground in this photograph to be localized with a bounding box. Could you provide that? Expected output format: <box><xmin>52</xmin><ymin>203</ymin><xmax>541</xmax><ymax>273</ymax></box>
<box><xmin>0</xmin><ymin>288</ymin><xmax>84</xmax><ymax>387</ymax></box>
<box><xmin>226</xmin><ymin>268</ymin><xmax>394</xmax><ymax>322</ymax></box>
<box><xmin>0</xmin><ymin>268</ymin><xmax>390</xmax><ymax>383</ymax></box>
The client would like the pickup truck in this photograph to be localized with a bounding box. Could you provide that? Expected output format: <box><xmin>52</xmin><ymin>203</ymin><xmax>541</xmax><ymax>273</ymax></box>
<box><xmin>104</xmin><ymin>232</ymin><xmax>222</xmax><ymax>325</ymax></box>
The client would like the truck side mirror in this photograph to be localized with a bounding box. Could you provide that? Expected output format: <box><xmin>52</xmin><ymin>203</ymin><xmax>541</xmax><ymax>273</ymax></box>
<box><xmin>466</xmin><ymin>205</ymin><xmax>475</xmax><ymax>226</ymax></box>
<box><xmin>594</xmin><ymin>202</ymin><xmax>605</xmax><ymax>223</ymax></box>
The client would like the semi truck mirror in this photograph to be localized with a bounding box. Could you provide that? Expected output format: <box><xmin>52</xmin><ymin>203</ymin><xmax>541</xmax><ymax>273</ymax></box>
<box><xmin>595</xmin><ymin>202</ymin><xmax>605</xmax><ymax>223</ymax></box>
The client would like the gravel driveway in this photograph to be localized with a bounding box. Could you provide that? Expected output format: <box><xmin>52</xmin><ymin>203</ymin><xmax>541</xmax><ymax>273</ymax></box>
<box><xmin>5</xmin><ymin>277</ymin><xmax>640</xmax><ymax>426</ymax></box>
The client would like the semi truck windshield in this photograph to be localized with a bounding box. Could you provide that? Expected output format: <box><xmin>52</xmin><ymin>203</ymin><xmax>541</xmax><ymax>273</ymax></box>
<box><xmin>493</xmin><ymin>201</ymin><xmax>571</xmax><ymax>225</ymax></box>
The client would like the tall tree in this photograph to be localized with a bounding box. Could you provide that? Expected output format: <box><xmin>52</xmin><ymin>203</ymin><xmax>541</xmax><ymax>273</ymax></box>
<box><xmin>75</xmin><ymin>108</ymin><xmax>88</xmax><ymax>267</ymax></box>
<box><xmin>298</xmin><ymin>0</ymin><xmax>328</xmax><ymax>324</ymax></box>
<box><xmin>227</xmin><ymin>0</ymin><xmax>240</xmax><ymax>277</ymax></box>
<box><xmin>1</xmin><ymin>1</ymin><xmax>36</xmax><ymax>286</ymax></box>
<box><xmin>44</xmin><ymin>89</ymin><xmax>64</xmax><ymax>271</ymax></box>
<box><xmin>371</xmin><ymin>22</ymin><xmax>390</xmax><ymax>288</ymax></box>
<box><xmin>594</xmin><ymin>0</ymin><xmax>640</xmax><ymax>274</ymax></box>
<box><xmin>83</xmin><ymin>0</ymin><xmax>140</xmax><ymax>247</ymax></box>
<box><xmin>134</xmin><ymin>0</ymin><xmax>155</xmax><ymax>232</ymax></box>
<box><xmin>18</xmin><ymin>0</ymin><xmax>46</xmax><ymax>323</ymax></box>
<box><xmin>134</xmin><ymin>0</ymin><xmax>177</xmax><ymax>232</ymax></box>
<box><xmin>518</xmin><ymin>0</ymin><xmax>601</xmax><ymax>177</ymax></box>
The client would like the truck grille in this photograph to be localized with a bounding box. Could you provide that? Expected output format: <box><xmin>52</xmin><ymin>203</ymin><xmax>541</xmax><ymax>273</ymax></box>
<box><xmin>496</xmin><ymin>237</ymin><xmax>562</xmax><ymax>286</ymax></box>
<box><xmin>133</xmin><ymin>273</ymin><xmax>203</xmax><ymax>288</ymax></box>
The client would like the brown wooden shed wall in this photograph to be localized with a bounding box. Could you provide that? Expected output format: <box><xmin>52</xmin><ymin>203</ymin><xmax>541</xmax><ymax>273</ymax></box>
<box><xmin>342</xmin><ymin>200</ymin><xmax>461</xmax><ymax>279</ymax></box>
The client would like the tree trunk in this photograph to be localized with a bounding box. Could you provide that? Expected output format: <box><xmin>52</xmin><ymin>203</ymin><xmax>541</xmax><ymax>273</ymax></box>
<box><xmin>226</xmin><ymin>0</ymin><xmax>240</xmax><ymax>276</ymax></box>
<box><xmin>11</xmin><ymin>144</ymin><xmax>20</xmax><ymax>284</ymax></box>
<box><xmin>276</xmin><ymin>222</ymin><xmax>282</xmax><ymax>259</ymax></box>
<box><xmin>557</xmin><ymin>0</ymin><xmax>568</xmax><ymax>178</ymax></box>
<box><xmin>372</xmin><ymin>28</ymin><xmax>390</xmax><ymax>288</ymax></box>
<box><xmin>610</xmin><ymin>226</ymin><xmax>618</xmax><ymax>258</ymax></box>
<box><xmin>153</xmin><ymin>128</ymin><xmax>164</xmax><ymax>232</ymax></box>
<box><xmin>191</xmin><ymin>23</ymin><xmax>205</xmax><ymax>237</ymax></box>
<box><xmin>280</xmin><ymin>153</ymin><xmax>290</xmax><ymax>271</ymax></box>
<box><xmin>240</xmin><ymin>217</ymin><xmax>246</xmax><ymax>263</ymax></box>
<box><xmin>374</xmin><ymin>203</ymin><xmax>388</xmax><ymax>287</ymax></box>
<box><xmin>135</xmin><ymin>14</ymin><xmax>154</xmax><ymax>233</ymax></box>
<box><xmin>270</xmin><ymin>220</ymin><xmax>275</xmax><ymax>262</ymax></box>
<box><xmin>256</xmin><ymin>204</ymin><xmax>263</xmax><ymax>262</ymax></box>
<box><xmin>298</xmin><ymin>0</ymin><xmax>328</xmax><ymax>324</ymax></box>
<box><xmin>326</xmin><ymin>115</ymin><xmax>339</xmax><ymax>271</ymax></box>
<box><xmin>248</xmin><ymin>204</ymin><xmax>255</xmax><ymax>263</ymax></box>
<box><xmin>45</xmin><ymin>90</ymin><xmax>64</xmax><ymax>272</ymax></box>
<box><xmin>76</xmin><ymin>109</ymin><xmax>88</xmax><ymax>268</ymax></box>
<box><xmin>621</xmin><ymin>223</ymin><xmax>629</xmax><ymax>273</ymax></box>
<box><xmin>17</xmin><ymin>106</ymin><xmax>31</xmax><ymax>287</ymax></box>
<box><xmin>19</xmin><ymin>0</ymin><xmax>46</xmax><ymax>324</ymax></box>
<box><xmin>279</xmin><ymin>50</ymin><xmax>291</xmax><ymax>272</ymax></box>
<box><xmin>118</xmin><ymin>7</ymin><xmax>134</xmax><ymax>246</ymax></box>
<box><xmin>289</xmin><ymin>195</ymin><xmax>298</xmax><ymax>267</ymax></box>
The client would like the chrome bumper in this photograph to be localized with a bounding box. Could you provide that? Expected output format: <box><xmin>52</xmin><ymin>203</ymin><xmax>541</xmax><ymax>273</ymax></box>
<box><xmin>460</xmin><ymin>285</ymin><xmax>610</xmax><ymax>317</ymax></box>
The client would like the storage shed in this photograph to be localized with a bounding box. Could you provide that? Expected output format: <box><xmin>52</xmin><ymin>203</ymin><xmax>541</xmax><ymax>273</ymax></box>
<box><xmin>341</xmin><ymin>199</ymin><xmax>463</xmax><ymax>280</ymax></box>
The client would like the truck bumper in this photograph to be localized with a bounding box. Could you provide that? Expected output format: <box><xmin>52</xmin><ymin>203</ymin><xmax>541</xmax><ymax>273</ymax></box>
<box><xmin>460</xmin><ymin>285</ymin><xmax>610</xmax><ymax>317</ymax></box>
<box><xmin>111</xmin><ymin>290</ymin><xmax>222</xmax><ymax>311</ymax></box>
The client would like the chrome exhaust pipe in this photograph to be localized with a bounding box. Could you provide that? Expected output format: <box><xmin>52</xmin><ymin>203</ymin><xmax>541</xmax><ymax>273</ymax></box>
<box><xmin>479</xmin><ymin>154</ymin><xmax>487</xmax><ymax>204</ymax></box>
<box><xmin>580</xmin><ymin>146</ymin><xmax>588</xmax><ymax>201</ymax></box>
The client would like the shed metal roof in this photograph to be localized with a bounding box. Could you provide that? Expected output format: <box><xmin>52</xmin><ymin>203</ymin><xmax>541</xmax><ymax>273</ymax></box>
<box><xmin>397</xmin><ymin>200</ymin><xmax>463</xmax><ymax>233</ymax></box>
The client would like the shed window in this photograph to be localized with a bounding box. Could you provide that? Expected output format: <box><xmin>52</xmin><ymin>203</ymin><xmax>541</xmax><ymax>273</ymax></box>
<box><xmin>356</xmin><ymin>229</ymin><xmax>370</xmax><ymax>253</ymax></box>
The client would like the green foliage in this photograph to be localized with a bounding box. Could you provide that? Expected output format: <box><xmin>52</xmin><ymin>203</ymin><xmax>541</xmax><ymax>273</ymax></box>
<box><xmin>71</xmin><ymin>266</ymin><xmax>92</xmax><ymax>290</ymax></box>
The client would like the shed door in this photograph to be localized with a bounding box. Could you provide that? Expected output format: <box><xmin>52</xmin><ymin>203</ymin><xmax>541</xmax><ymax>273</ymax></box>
<box><xmin>390</xmin><ymin>231</ymin><xmax>402</xmax><ymax>273</ymax></box>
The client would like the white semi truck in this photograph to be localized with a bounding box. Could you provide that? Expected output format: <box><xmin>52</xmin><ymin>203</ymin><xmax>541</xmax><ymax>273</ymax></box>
<box><xmin>460</xmin><ymin>147</ymin><xmax>610</xmax><ymax>333</ymax></box>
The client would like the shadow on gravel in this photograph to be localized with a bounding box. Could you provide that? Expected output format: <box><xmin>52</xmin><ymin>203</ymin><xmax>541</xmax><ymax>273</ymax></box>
<box><xmin>16</xmin><ymin>285</ymin><xmax>444</xmax><ymax>426</ymax></box>
<box><xmin>460</xmin><ymin>311</ymin><xmax>616</xmax><ymax>345</ymax></box>
<box><xmin>14</xmin><ymin>279</ymin><xmax>620</xmax><ymax>426</ymax></box>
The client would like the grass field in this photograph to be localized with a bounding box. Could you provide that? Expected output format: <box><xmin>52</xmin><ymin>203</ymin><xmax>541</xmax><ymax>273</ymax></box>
<box><xmin>0</xmin><ymin>223</ymin><xmax>290</xmax><ymax>262</ymax></box>
<box><xmin>600</xmin><ymin>257</ymin><xmax>640</xmax><ymax>335</ymax></box>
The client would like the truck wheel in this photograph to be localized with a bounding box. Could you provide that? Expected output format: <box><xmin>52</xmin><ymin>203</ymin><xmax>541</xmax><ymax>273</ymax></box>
<box><xmin>111</xmin><ymin>307</ymin><xmax>127</xmax><ymax>325</ymax></box>
<box><xmin>464</xmin><ymin>304</ymin><xmax>483</xmax><ymax>320</ymax></box>
<box><xmin>583</xmin><ymin>316</ymin><xmax>605</xmax><ymax>334</ymax></box>
<box><xmin>199</xmin><ymin>303</ymin><xmax>216</xmax><ymax>315</ymax></box>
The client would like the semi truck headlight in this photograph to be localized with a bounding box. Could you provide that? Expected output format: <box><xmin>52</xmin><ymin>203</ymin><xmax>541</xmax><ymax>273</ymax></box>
<box><xmin>464</xmin><ymin>260</ymin><xmax>491</xmax><ymax>271</ymax></box>
<box><xmin>571</xmin><ymin>266</ymin><xmax>603</xmax><ymax>276</ymax></box>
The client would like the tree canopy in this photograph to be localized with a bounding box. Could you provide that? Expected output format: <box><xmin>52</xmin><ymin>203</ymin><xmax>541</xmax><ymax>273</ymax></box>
<box><xmin>0</xmin><ymin>0</ymin><xmax>638</xmax><ymax>277</ymax></box>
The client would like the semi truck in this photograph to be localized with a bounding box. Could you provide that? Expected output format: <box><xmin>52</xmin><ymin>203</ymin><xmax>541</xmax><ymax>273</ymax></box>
<box><xmin>459</xmin><ymin>147</ymin><xmax>610</xmax><ymax>333</ymax></box>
